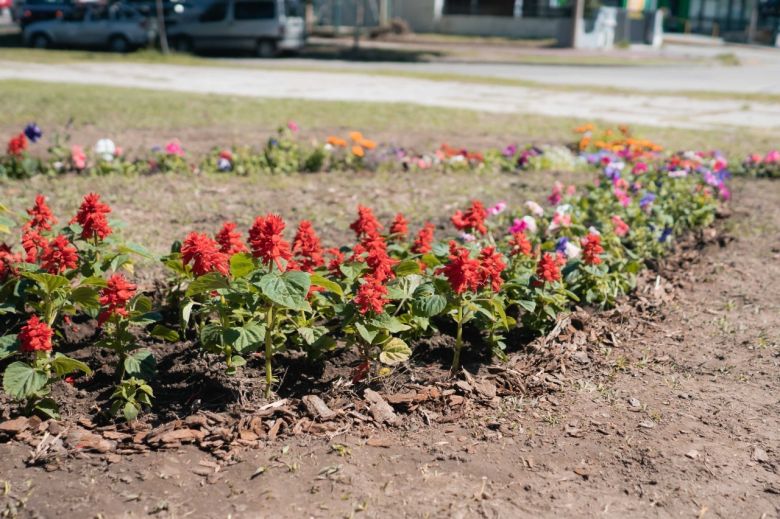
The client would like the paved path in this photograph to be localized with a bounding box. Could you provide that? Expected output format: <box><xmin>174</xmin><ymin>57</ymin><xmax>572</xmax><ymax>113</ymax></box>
<box><xmin>2</xmin><ymin>59</ymin><xmax>780</xmax><ymax>130</ymax></box>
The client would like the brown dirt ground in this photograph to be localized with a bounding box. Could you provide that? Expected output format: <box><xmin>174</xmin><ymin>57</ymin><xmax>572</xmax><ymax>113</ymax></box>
<box><xmin>0</xmin><ymin>177</ymin><xmax>778</xmax><ymax>518</ymax></box>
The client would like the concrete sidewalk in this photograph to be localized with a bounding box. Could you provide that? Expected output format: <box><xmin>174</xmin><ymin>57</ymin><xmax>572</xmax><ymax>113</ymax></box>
<box><xmin>2</xmin><ymin>59</ymin><xmax>779</xmax><ymax>130</ymax></box>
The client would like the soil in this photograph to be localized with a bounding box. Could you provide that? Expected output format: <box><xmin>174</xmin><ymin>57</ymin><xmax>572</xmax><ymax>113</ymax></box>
<box><xmin>0</xmin><ymin>177</ymin><xmax>779</xmax><ymax>518</ymax></box>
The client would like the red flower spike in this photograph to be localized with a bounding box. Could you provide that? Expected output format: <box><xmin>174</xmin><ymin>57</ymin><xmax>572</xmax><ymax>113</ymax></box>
<box><xmin>437</xmin><ymin>241</ymin><xmax>482</xmax><ymax>294</ymax></box>
<box><xmin>478</xmin><ymin>246</ymin><xmax>506</xmax><ymax>292</ymax></box>
<box><xmin>0</xmin><ymin>243</ymin><xmax>21</xmax><ymax>281</ymax></box>
<box><xmin>349</xmin><ymin>205</ymin><xmax>383</xmax><ymax>239</ymax></box>
<box><xmin>361</xmin><ymin>233</ymin><xmax>398</xmax><ymax>283</ymax></box>
<box><xmin>411</xmin><ymin>223</ymin><xmax>435</xmax><ymax>255</ymax></box>
<box><xmin>248</xmin><ymin>214</ymin><xmax>293</xmax><ymax>272</ymax></box>
<box><xmin>536</xmin><ymin>253</ymin><xmax>561</xmax><ymax>284</ymax></box>
<box><xmin>181</xmin><ymin>232</ymin><xmax>230</xmax><ymax>277</ymax></box>
<box><xmin>25</xmin><ymin>195</ymin><xmax>57</xmax><ymax>231</ymax></box>
<box><xmin>22</xmin><ymin>230</ymin><xmax>48</xmax><ymax>263</ymax></box>
<box><xmin>451</xmin><ymin>200</ymin><xmax>488</xmax><ymax>235</ymax></box>
<box><xmin>389</xmin><ymin>213</ymin><xmax>408</xmax><ymax>241</ymax></box>
<box><xmin>215</xmin><ymin>221</ymin><xmax>247</xmax><ymax>255</ymax></box>
<box><xmin>19</xmin><ymin>315</ymin><xmax>53</xmax><ymax>353</ymax></box>
<box><xmin>40</xmin><ymin>235</ymin><xmax>78</xmax><ymax>274</ymax></box>
<box><xmin>581</xmin><ymin>233</ymin><xmax>604</xmax><ymax>265</ymax></box>
<box><xmin>509</xmin><ymin>231</ymin><xmax>532</xmax><ymax>257</ymax></box>
<box><xmin>292</xmin><ymin>220</ymin><xmax>324</xmax><ymax>272</ymax></box>
<box><xmin>354</xmin><ymin>275</ymin><xmax>389</xmax><ymax>315</ymax></box>
<box><xmin>325</xmin><ymin>248</ymin><xmax>345</xmax><ymax>277</ymax></box>
<box><xmin>71</xmin><ymin>193</ymin><xmax>112</xmax><ymax>241</ymax></box>
<box><xmin>98</xmin><ymin>273</ymin><xmax>137</xmax><ymax>325</ymax></box>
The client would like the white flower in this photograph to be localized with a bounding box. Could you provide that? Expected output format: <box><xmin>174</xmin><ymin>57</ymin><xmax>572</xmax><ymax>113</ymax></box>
<box><xmin>521</xmin><ymin>215</ymin><xmax>537</xmax><ymax>234</ymax></box>
<box><xmin>525</xmin><ymin>200</ymin><xmax>544</xmax><ymax>217</ymax></box>
<box><xmin>565</xmin><ymin>241</ymin><xmax>581</xmax><ymax>259</ymax></box>
<box><xmin>94</xmin><ymin>138</ymin><xmax>116</xmax><ymax>162</ymax></box>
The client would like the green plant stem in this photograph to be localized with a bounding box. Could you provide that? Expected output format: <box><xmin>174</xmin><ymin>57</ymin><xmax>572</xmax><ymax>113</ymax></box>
<box><xmin>264</xmin><ymin>305</ymin><xmax>274</xmax><ymax>399</ymax></box>
<box><xmin>451</xmin><ymin>304</ymin><xmax>464</xmax><ymax>373</ymax></box>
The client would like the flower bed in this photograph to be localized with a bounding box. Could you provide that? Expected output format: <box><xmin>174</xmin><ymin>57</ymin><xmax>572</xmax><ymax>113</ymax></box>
<box><xmin>0</xmin><ymin>139</ymin><xmax>731</xmax><ymax>425</ymax></box>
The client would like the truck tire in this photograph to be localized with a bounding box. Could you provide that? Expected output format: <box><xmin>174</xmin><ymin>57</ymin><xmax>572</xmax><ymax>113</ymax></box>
<box><xmin>255</xmin><ymin>39</ymin><xmax>277</xmax><ymax>58</ymax></box>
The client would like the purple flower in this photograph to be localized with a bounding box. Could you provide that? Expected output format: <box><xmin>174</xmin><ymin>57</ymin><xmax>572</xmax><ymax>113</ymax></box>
<box><xmin>24</xmin><ymin>123</ymin><xmax>42</xmax><ymax>143</ymax></box>
<box><xmin>639</xmin><ymin>192</ymin><xmax>656</xmax><ymax>210</ymax></box>
<box><xmin>488</xmin><ymin>201</ymin><xmax>507</xmax><ymax>216</ymax></box>
<box><xmin>555</xmin><ymin>237</ymin><xmax>569</xmax><ymax>255</ymax></box>
<box><xmin>502</xmin><ymin>144</ymin><xmax>517</xmax><ymax>158</ymax></box>
<box><xmin>659</xmin><ymin>227</ymin><xmax>673</xmax><ymax>243</ymax></box>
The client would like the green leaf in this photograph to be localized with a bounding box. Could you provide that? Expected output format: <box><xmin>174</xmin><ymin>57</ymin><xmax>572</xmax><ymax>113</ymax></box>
<box><xmin>355</xmin><ymin>321</ymin><xmax>378</xmax><ymax>344</ymax></box>
<box><xmin>79</xmin><ymin>276</ymin><xmax>109</xmax><ymax>287</ymax></box>
<box><xmin>222</xmin><ymin>322</ymin><xmax>265</xmax><ymax>354</ymax></box>
<box><xmin>185</xmin><ymin>272</ymin><xmax>230</xmax><ymax>297</ymax></box>
<box><xmin>132</xmin><ymin>295</ymin><xmax>153</xmax><ymax>314</ymax></box>
<box><xmin>369</xmin><ymin>313</ymin><xmax>410</xmax><ymax>333</ymax></box>
<box><xmin>230</xmin><ymin>355</ymin><xmax>247</xmax><ymax>368</ymax></box>
<box><xmin>518</xmin><ymin>300</ymin><xmax>536</xmax><ymax>313</ymax></box>
<box><xmin>123</xmin><ymin>402</ymin><xmax>140</xmax><ymax>421</ymax></box>
<box><xmin>257</xmin><ymin>271</ymin><xmax>310</xmax><ymax>310</ymax></box>
<box><xmin>181</xmin><ymin>300</ymin><xmax>196</xmax><ymax>327</ymax></box>
<box><xmin>124</xmin><ymin>349</ymin><xmax>157</xmax><ymax>380</ymax></box>
<box><xmin>394</xmin><ymin>260</ymin><xmax>421</xmax><ymax>277</ymax></box>
<box><xmin>50</xmin><ymin>353</ymin><xmax>92</xmax><ymax>378</ymax></box>
<box><xmin>0</xmin><ymin>334</ymin><xmax>18</xmax><ymax>361</ymax></box>
<box><xmin>379</xmin><ymin>338</ymin><xmax>411</xmax><ymax>366</ymax></box>
<box><xmin>119</xmin><ymin>242</ymin><xmax>157</xmax><ymax>261</ymax></box>
<box><xmin>33</xmin><ymin>398</ymin><xmax>60</xmax><ymax>419</ymax></box>
<box><xmin>71</xmin><ymin>286</ymin><xmax>99</xmax><ymax>310</ymax></box>
<box><xmin>413</xmin><ymin>294</ymin><xmax>447</xmax><ymax>317</ymax></box>
<box><xmin>3</xmin><ymin>362</ymin><xmax>48</xmax><ymax>399</ymax></box>
<box><xmin>150</xmin><ymin>324</ymin><xmax>179</xmax><ymax>342</ymax></box>
<box><xmin>22</xmin><ymin>272</ymin><xmax>70</xmax><ymax>294</ymax></box>
<box><xmin>310</xmin><ymin>274</ymin><xmax>343</xmax><ymax>296</ymax></box>
<box><xmin>230</xmin><ymin>253</ymin><xmax>255</xmax><ymax>279</ymax></box>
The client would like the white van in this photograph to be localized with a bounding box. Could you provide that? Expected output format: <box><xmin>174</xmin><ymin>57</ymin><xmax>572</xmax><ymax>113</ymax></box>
<box><xmin>167</xmin><ymin>0</ymin><xmax>304</xmax><ymax>57</ymax></box>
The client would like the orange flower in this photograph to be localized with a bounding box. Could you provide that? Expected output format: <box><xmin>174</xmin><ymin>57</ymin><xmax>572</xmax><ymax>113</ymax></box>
<box><xmin>359</xmin><ymin>138</ymin><xmax>377</xmax><ymax>150</ymax></box>
<box><xmin>351</xmin><ymin>145</ymin><xmax>365</xmax><ymax>158</ymax></box>
<box><xmin>349</xmin><ymin>131</ymin><xmax>364</xmax><ymax>142</ymax></box>
<box><xmin>578</xmin><ymin>136</ymin><xmax>591</xmax><ymax>150</ymax></box>
<box><xmin>574</xmin><ymin>123</ymin><xmax>595</xmax><ymax>133</ymax></box>
<box><xmin>327</xmin><ymin>135</ymin><xmax>347</xmax><ymax>148</ymax></box>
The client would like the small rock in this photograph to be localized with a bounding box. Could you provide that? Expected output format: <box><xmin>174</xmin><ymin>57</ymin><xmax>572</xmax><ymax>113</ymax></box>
<box><xmin>302</xmin><ymin>395</ymin><xmax>337</xmax><ymax>421</ymax></box>
<box><xmin>366</xmin><ymin>437</ymin><xmax>392</xmax><ymax>448</ymax></box>
<box><xmin>628</xmin><ymin>397</ymin><xmax>641</xmax><ymax>408</ymax></box>
<box><xmin>752</xmin><ymin>447</ymin><xmax>769</xmax><ymax>463</ymax></box>
<box><xmin>364</xmin><ymin>389</ymin><xmax>399</xmax><ymax>426</ymax></box>
<box><xmin>572</xmin><ymin>351</ymin><xmax>590</xmax><ymax>365</ymax></box>
<box><xmin>473</xmin><ymin>380</ymin><xmax>497</xmax><ymax>399</ymax></box>
<box><xmin>638</xmin><ymin>421</ymin><xmax>656</xmax><ymax>430</ymax></box>
<box><xmin>0</xmin><ymin>417</ymin><xmax>30</xmax><ymax>435</ymax></box>
<box><xmin>686</xmin><ymin>449</ymin><xmax>700</xmax><ymax>459</ymax></box>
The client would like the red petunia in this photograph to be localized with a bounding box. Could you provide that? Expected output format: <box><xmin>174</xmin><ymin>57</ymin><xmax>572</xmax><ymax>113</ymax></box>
<box><xmin>181</xmin><ymin>232</ymin><xmax>229</xmax><ymax>277</ymax></box>
<box><xmin>18</xmin><ymin>315</ymin><xmax>53</xmax><ymax>353</ymax></box>
<box><xmin>248</xmin><ymin>214</ymin><xmax>293</xmax><ymax>272</ymax></box>
<box><xmin>509</xmin><ymin>231</ymin><xmax>532</xmax><ymax>257</ymax></box>
<box><xmin>437</xmin><ymin>241</ymin><xmax>482</xmax><ymax>295</ymax></box>
<box><xmin>98</xmin><ymin>273</ymin><xmax>137</xmax><ymax>325</ymax></box>
<box><xmin>478</xmin><ymin>246</ymin><xmax>506</xmax><ymax>292</ymax></box>
<box><xmin>71</xmin><ymin>193</ymin><xmax>112</xmax><ymax>241</ymax></box>
<box><xmin>349</xmin><ymin>205</ymin><xmax>383</xmax><ymax>239</ymax></box>
<box><xmin>536</xmin><ymin>253</ymin><xmax>561</xmax><ymax>284</ymax></box>
<box><xmin>353</xmin><ymin>275</ymin><xmax>388</xmax><ymax>315</ymax></box>
<box><xmin>325</xmin><ymin>247</ymin><xmax>345</xmax><ymax>278</ymax></box>
<box><xmin>581</xmin><ymin>233</ymin><xmax>604</xmax><ymax>265</ymax></box>
<box><xmin>25</xmin><ymin>195</ymin><xmax>57</xmax><ymax>231</ymax></box>
<box><xmin>389</xmin><ymin>213</ymin><xmax>408</xmax><ymax>241</ymax></box>
<box><xmin>411</xmin><ymin>222</ymin><xmax>435</xmax><ymax>254</ymax></box>
<box><xmin>292</xmin><ymin>220</ymin><xmax>324</xmax><ymax>272</ymax></box>
<box><xmin>7</xmin><ymin>133</ymin><xmax>27</xmax><ymax>156</ymax></box>
<box><xmin>21</xmin><ymin>230</ymin><xmax>48</xmax><ymax>263</ymax></box>
<box><xmin>215</xmin><ymin>221</ymin><xmax>247</xmax><ymax>255</ymax></box>
<box><xmin>40</xmin><ymin>235</ymin><xmax>78</xmax><ymax>274</ymax></box>
<box><xmin>451</xmin><ymin>200</ymin><xmax>488</xmax><ymax>235</ymax></box>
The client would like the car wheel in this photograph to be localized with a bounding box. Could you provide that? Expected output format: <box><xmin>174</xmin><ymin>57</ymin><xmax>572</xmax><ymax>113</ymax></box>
<box><xmin>30</xmin><ymin>33</ymin><xmax>50</xmax><ymax>49</ymax></box>
<box><xmin>255</xmin><ymin>39</ymin><xmax>277</xmax><ymax>58</ymax></box>
<box><xmin>108</xmin><ymin>35</ymin><xmax>130</xmax><ymax>53</ymax></box>
<box><xmin>173</xmin><ymin>36</ymin><xmax>193</xmax><ymax>53</ymax></box>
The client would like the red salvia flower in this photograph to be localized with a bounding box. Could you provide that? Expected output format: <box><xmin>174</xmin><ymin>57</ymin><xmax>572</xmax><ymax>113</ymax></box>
<box><xmin>361</xmin><ymin>233</ymin><xmax>398</xmax><ymax>283</ymax></box>
<box><xmin>478</xmin><ymin>246</ymin><xmax>506</xmax><ymax>292</ymax></box>
<box><xmin>536</xmin><ymin>253</ymin><xmax>561</xmax><ymax>284</ymax></box>
<box><xmin>7</xmin><ymin>133</ymin><xmax>27</xmax><ymax>156</ymax></box>
<box><xmin>508</xmin><ymin>232</ymin><xmax>532</xmax><ymax>257</ymax></box>
<box><xmin>581</xmin><ymin>233</ymin><xmax>604</xmax><ymax>265</ymax></box>
<box><xmin>437</xmin><ymin>241</ymin><xmax>482</xmax><ymax>294</ymax></box>
<box><xmin>25</xmin><ymin>194</ymin><xmax>57</xmax><ymax>231</ymax></box>
<box><xmin>411</xmin><ymin>222</ymin><xmax>435</xmax><ymax>254</ymax></box>
<box><xmin>389</xmin><ymin>213</ymin><xmax>408</xmax><ymax>241</ymax></box>
<box><xmin>22</xmin><ymin>230</ymin><xmax>48</xmax><ymax>263</ymax></box>
<box><xmin>215</xmin><ymin>221</ymin><xmax>247</xmax><ymax>255</ymax></box>
<box><xmin>40</xmin><ymin>235</ymin><xmax>78</xmax><ymax>274</ymax></box>
<box><xmin>325</xmin><ymin>247</ymin><xmax>345</xmax><ymax>277</ymax></box>
<box><xmin>71</xmin><ymin>193</ymin><xmax>112</xmax><ymax>241</ymax></box>
<box><xmin>18</xmin><ymin>315</ymin><xmax>53</xmax><ymax>353</ymax></box>
<box><xmin>181</xmin><ymin>232</ymin><xmax>229</xmax><ymax>277</ymax></box>
<box><xmin>349</xmin><ymin>205</ymin><xmax>383</xmax><ymax>239</ymax></box>
<box><xmin>248</xmin><ymin>214</ymin><xmax>293</xmax><ymax>272</ymax></box>
<box><xmin>98</xmin><ymin>273</ymin><xmax>137</xmax><ymax>325</ymax></box>
<box><xmin>0</xmin><ymin>243</ymin><xmax>21</xmax><ymax>281</ymax></box>
<box><xmin>353</xmin><ymin>275</ymin><xmax>389</xmax><ymax>315</ymax></box>
<box><xmin>451</xmin><ymin>200</ymin><xmax>488</xmax><ymax>235</ymax></box>
<box><xmin>292</xmin><ymin>220</ymin><xmax>324</xmax><ymax>272</ymax></box>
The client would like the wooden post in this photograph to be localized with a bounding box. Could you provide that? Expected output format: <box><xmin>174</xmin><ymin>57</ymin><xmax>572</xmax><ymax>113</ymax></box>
<box><xmin>747</xmin><ymin>0</ymin><xmax>758</xmax><ymax>43</ymax></box>
<box><xmin>156</xmin><ymin>0</ymin><xmax>169</xmax><ymax>54</ymax></box>
<box><xmin>570</xmin><ymin>0</ymin><xmax>585</xmax><ymax>47</ymax></box>
<box><xmin>353</xmin><ymin>0</ymin><xmax>364</xmax><ymax>49</ymax></box>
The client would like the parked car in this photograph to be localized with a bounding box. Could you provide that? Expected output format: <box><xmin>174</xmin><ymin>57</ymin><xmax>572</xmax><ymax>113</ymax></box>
<box><xmin>23</xmin><ymin>3</ymin><xmax>154</xmax><ymax>52</ymax></box>
<box><xmin>166</xmin><ymin>0</ymin><xmax>304</xmax><ymax>57</ymax></box>
<box><xmin>15</xmin><ymin>0</ymin><xmax>77</xmax><ymax>29</ymax></box>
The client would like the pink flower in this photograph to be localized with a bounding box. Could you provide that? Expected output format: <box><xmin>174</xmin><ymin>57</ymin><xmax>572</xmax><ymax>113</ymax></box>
<box><xmin>611</xmin><ymin>215</ymin><xmax>630</xmax><ymax>237</ymax></box>
<box><xmin>613</xmin><ymin>187</ymin><xmax>631</xmax><ymax>208</ymax></box>
<box><xmin>766</xmin><ymin>150</ymin><xmax>780</xmax><ymax>163</ymax></box>
<box><xmin>525</xmin><ymin>201</ymin><xmax>544</xmax><ymax>217</ymax></box>
<box><xmin>165</xmin><ymin>139</ymin><xmax>184</xmax><ymax>157</ymax></box>
<box><xmin>548</xmin><ymin>211</ymin><xmax>571</xmax><ymax>232</ymax></box>
<box><xmin>547</xmin><ymin>181</ymin><xmax>564</xmax><ymax>205</ymax></box>
<box><xmin>71</xmin><ymin>145</ymin><xmax>86</xmax><ymax>170</ymax></box>
<box><xmin>565</xmin><ymin>185</ymin><xmax>576</xmax><ymax>196</ymax></box>
<box><xmin>632</xmin><ymin>162</ymin><xmax>648</xmax><ymax>175</ymax></box>
<box><xmin>287</xmin><ymin>120</ymin><xmax>299</xmax><ymax>133</ymax></box>
<box><xmin>508</xmin><ymin>215</ymin><xmax>537</xmax><ymax>234</ymax></box>
<box><xmin>488</xmin><ymin>201</ymin><xmax>507</xmax><ymax>216</ymax></box>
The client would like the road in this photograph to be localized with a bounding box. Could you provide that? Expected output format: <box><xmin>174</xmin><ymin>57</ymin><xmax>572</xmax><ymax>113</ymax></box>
<box><xmin>2</xmin><ymin>45</ymin><xmax>780</xmax><ymax>130</ymax></box>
